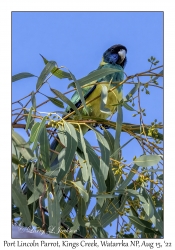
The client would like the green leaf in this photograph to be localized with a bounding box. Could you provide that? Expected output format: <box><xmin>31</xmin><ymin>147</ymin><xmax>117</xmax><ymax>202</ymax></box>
<box><xmin>12</xmin><ymin>164</ymin><xmax>18</xmax><ymax>185</ymax></box>
<box><xmin>111</xmin><ymin>137</ymin><xmax>134</xmax><ymax>158</ymax></box>
<box><xmin>71</xmin><ymin>181</ymin><xmax>89</xmax><ymax>203</ymax></box>
<box><xmin>47</xmin><ymin>184</ymin><xmax>62</xmax><ymax>236</ymax></box>
<box><xmin>69</xmin><ymin>216</ymin><xmax>80</xmax><ymax>235</ymax></box>
<box><xmin>71</xmin><ymin>181</ymin><xmax>89</xmax><ymax>202</ymax></box>
<box><xmin>87</xmin><ymin>150</ymin><xmax>106</xmax><ymax>192</ymax></box>
<box><xmin>129</xmin><ymin>216</ymin><xmax>160</xmax><ymax>235</ymax></box>
<box><xmin>12</xmin><ymin>154</ymin><xmax>20</xmax><ymax>165</ymax></box>
<box><xmin>29</xmin><ymin>122</ymin><xmax>40</xmax><ymax>142</ymax></box>
<box><xmin>90</xmin><ymin>127</ymin><xmax>110</xmax><ymax>180</ymax></box>
<box><xmin>27</xmin><ymin>181</ymin><xmax>45</xmax><ymax>205</ymax></box>
<box><xmin>24</xmin><ymin>109</ymin><xmax>34</xmax><ymax>130</ymax></box>
<box><xmin>36</xmin><ymin>61</ymin><xmax>56</xmax><ymax>90</ymax></box>
<box><xmin>45</xmin><ymin>148</ymin><xmax>65</xmax><ymax>178</ymax></box>
<box><xmin>100</xmin><ymin>192</ymin><xmax>128</xmax><ymax>227</ymax></box>
<box><xmin>78</xmin><ymin>226</ymin><xmax>87</xmax><ymax>237</ymax></box>
<box><xmin>25</xmin><ymin>163</ymin><xmax>34</xmax><ymax>192</ymax></box>
<box><xmin>34</xmin><ymin>213</ymin><xmax>49</xmax><ymax>232</ymax></box>
<box><xmin>145</xmin><ymin>168</ymin><xmax>163</xmax><ymax>173</ymax></box>
<box><xmin>46</xmin><ymin>122</ymin><xmax>78</xmax><ymax>182</ymax></box>
<box><xmin>140</xmin><ymin>187</ymin><xmax>154</xmax><ymax>219</ymax></box>
<box><xmin>31</xmin><ymin>92</ymin><xmax>36</xmax><ymax>110</ymax></box>
<box><xmin>157</xmin><ymin>174</ymin><xmax>163</xmax><ymax>180</ymax></box>
<box><xmin>26</xmin><ymin>107</ymin><xmax>33</xmax><ymax>131</ymax></box>
<box><xmin>100</xmin><ymin>85</ymin><xmax>111</xmax><ymax>114</ymax></box>
<box><xmin>12</xmin><ymin>178</ymin><xmax>31</xmax><ymax>226</ymax></box>
<box><xmin>12</xmin><ymin>143</ymin><xmax>20</xmax><ymax>183</ymax></box>
<box><xmin>92</xmin><ymin>227</ymin><xmax>108</xmax><ymax>238</ymax></box>
<box><xmin>61</xmin><ymin>189</ymin><xmax>78</xmax><ymax>220</ymax></box>
<box><xmin>40</xmin><ymin>54</ymin><xmax>71</xmax><ymax>79</ymax></box>
<box><xmin>68</xmin><ymin>68</ymin><xmax>122</xmax><ymax>89</ymax></box>
<box><xmin>92</xmin><ymin>194</ymin><xmax>118</xmax><ymax>198</ymax></box>
<box><xmin>129</xmin><ymin>205</ymin><xmax>139</xmax><ymax>218</ymax></box>
<box><xmin>12</xmin><ymin>205</ymin><xmax>20</xmax><ymax>215</ymax></box>
<box><xmin>151</xmin><ymin>70</ymin><xmax>163</xmax><ymax>82</ymax></box>
<box><xmin>100</xmin><ymin>196</ymin><xmax>121</xmax><ymax>227</ymax></box>
<box><xmin>141</xmin><ymin>188</ymin><xmax>163</xmax><ymax>235</ymax></box>
<box><xmin>119</xmin><ymin>193</ymin><xmax>128</xmax><ymax>211</ymax></box>
<box><xmin>12</xmin><ymin>72</ymin><xmax>36</xmax><ymax>82</ymax></box>
<box><xmin>57</xmin><ymin>125</ymin><xmax>66</xmax><ymax>145</ymax></box>
<box><xmin>47</xmin><ymin>96</ymin><xmax>64</xmax><ymax>108</ymax></box>
<box><xmin>77</xmin><ymin>197</ymin><xmax>88</xmax><ymax>226</ymax></box>
<box><xmin>57</xmin><ymin>121</ymin><xmax>77</xmax><ymax>180</ymax></box>
<box><xmin>69</xmin><ymin>70</ymin><xmax>89</xmax><ymax>115</ymax></box>
<box><xmin>103</xmin><ymin>129</ymin><xmax>114</xmax><ymax>153</ymax></box>
<box><xmin>30</xmin><ymin>116</ymin><xmax>48</xmax><ymax>151</ymax></box>
<box><xmin>116</xmin><ymin>189</ymin><xmax>147</xmax><ymax>205</ymax></box>
<box><xmin>105</xmin><ymin>166</ymin><xmax>116</xmax><ymax>193</ymax></box>
<box><xmin>150</xmin><ymin>167</ymin><xmax>154</xmax><ymax>190</ymax></box>
<box><xmin>12</xmin><ymin>130</ymin><xmax>34</xmax><ymax>161</ymax></box>
<box><xmin>76</xmin><ymin>149</ymin><xmax>89</xmax><ymax>182</ymax></box>
<box><xmin>134</xmin><ymin>155</ymin><xmax>161</xmax><ymax>167</ymax></box>
<box><xmin>50</xmin><ymin>88</ymin><xmax>81</xmax><ymax>116</ymax></box>
<box><xmin>118</xmin><ymin>164</ymin><xmax>139</xmax><ymax>190</ymax></box>
<box><xmin>76</xmin><ymin>130</ymin><xmax>106</xmax><ymax>192</ymax></box>
<box><xmin>113</xmin><ymin>104</ymin><xmax>123</xmax><ymax>160</ymax></box>
<box><xmin>39</xmin><ymin>126</ymin><xmax>50</xmax><ymax>171</ymax></box>
<box><xmin>154</xmin><ymin>208</ymin><xmax>163</xmax><ymax>235</ymax></box>
<box><xmin>78</xmin><ymin>126</ymin><xmax>90</xmax><ymax>182</ymax></box>
<box><xmin>122</xmin><ymin>101</ymin><xmax>136</xmax><ymax>111</ymax></box>
<box><xmin>125</xmin><ymin>82</ymin><xmax>140</xmax><ymax>101</ymax></box>
<box><xmin>50</xmin><ymin>137</ymin><xmax>64</xmax><ymax>167</ymax></box>
<box><xmin>97</xmin><ymin>197</ymin><xmax>105</xmax><ymax>208</ymax></box>
<box><xmin>89</xmin><ymin>219</ymin><xmax>102</xmax><ymax>227</ymax></box>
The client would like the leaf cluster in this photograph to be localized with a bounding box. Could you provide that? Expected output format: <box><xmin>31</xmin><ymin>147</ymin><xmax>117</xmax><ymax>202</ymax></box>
<box><xmin>12</xmin><ymin>55</ymin><xmax>163</xmax><ymax>238</ymax></box>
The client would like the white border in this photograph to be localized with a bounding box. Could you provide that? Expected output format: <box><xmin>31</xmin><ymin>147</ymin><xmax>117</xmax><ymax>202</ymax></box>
<box><xmin>1</xmin><ymin>0</ymin><xmax>174</xmax><ymax>248</ymax></box>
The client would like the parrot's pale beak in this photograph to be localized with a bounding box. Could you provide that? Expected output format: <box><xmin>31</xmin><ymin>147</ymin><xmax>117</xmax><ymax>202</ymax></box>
<box><xmin>118</xmin><ymin>49</ymin><xmax>126</xmax><ymax>62</ymax></box>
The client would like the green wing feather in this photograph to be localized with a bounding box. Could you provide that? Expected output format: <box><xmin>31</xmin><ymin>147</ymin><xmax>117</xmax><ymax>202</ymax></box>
<box><xmin>65</xmin><ymin>63</ymin><xmax>124</xmax><ymax>113</ymax></box>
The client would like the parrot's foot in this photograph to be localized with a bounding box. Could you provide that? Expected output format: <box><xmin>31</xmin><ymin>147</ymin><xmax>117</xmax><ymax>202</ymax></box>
<box><xmin>87</xmin><ymin>123</ymin><xmax>97</xmax><ymax>131</ymax></box>
<box><xmin>100</xmin><ymin>124</ymin><xmax>110</xmax><ymax>130</ymax></box>
<box><xmin>87</xmin><ymin>123</ymin><xmax>110</xmax><ymax>131</ymax></box>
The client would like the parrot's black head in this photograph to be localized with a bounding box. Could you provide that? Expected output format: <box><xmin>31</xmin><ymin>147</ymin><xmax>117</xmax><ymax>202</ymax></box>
<box><xmin>103</xmin><ymin>44</ymin><xmax>127</xmax><ymax>68</ymax></box>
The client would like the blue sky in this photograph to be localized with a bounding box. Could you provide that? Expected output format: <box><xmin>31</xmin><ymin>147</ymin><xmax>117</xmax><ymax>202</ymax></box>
<box><xmin>12</xmin><ymin>12</ymin><xmax>163</xmax><ymax>237</ymax></box>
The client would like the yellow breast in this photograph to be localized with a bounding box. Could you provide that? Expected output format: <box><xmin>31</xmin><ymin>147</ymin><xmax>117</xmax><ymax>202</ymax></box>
<box><xmin>85</xmin><ymin>82</ymin><xmax>122</xmax><ymax>120</ymax></box>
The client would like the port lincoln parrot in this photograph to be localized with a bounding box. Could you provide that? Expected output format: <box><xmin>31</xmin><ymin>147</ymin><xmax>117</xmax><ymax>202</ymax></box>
<box><xmin>64</xmin><ymin>44</ymin><xmax>127</xmax><ymax>135</ymax></box>
<box><xmin>65</xmin><ymin>45</ymin><xmax>127</xmax><ymax>124</ymax></box>
<box><xmin>50</xmin><ymin>44</ymin><xmax>127</xmax><ymax>164</ymax></box>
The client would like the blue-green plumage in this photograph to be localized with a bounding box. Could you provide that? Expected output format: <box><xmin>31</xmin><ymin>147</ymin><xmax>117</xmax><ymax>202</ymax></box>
<box><xmin>65</xmin><ymin>44</ymin><xmax>127</xmax><ymax>115</ymax></box>
<box><xmin>96</xmin><ymin>64</ymin><xmax>124</xmax><ymax>93</ymax></box>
